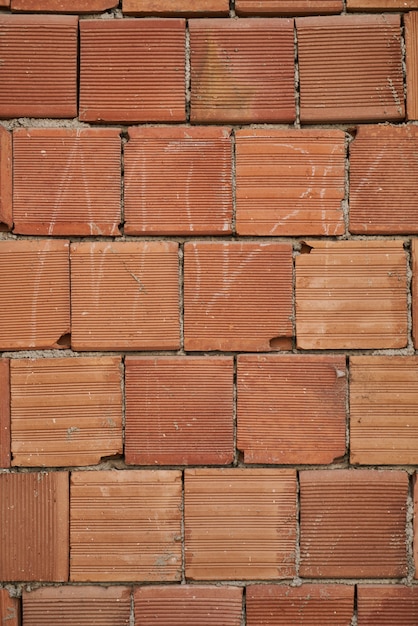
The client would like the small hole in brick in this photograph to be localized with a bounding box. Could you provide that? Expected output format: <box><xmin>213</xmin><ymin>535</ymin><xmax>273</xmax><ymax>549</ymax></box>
<box><xmin>300</xmin><ymin>242</ymin><xmax>313</xmax><ymax>255</ymax></box>
<box><xmin>269</xmin><ymin>337</ymin><xmax>293</xmax><ymax>350</ymax></box>
<box><xmin>55</xmin><ymin>333</ymin><xmax>71</xmax><ymax>348</ymax></box>
<box><xmin>0</xmin><ymin>222</ymin><xmax>9</xmax><ymax>232</ymax></box>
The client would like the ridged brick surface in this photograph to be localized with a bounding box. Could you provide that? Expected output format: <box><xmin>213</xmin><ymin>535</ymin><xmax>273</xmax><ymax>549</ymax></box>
<box><xmin>348</xmin><ymin>0</ymin><xmax>418</xmax><ymax>7</ymax></box>
<box><xmin>405</xmin><ymin>11</ymin><xmax>418</xmax><ymax>120</ymax></box>
<box><xmin>300</xmin><ymin>470</ymin><xmax>408</xmax><ymax>578</ymax></box>
<box><xmin>236</xmin><ymin>0</ymin><xmax>342</xmax><ymax>13</ymax></box>
<box><xmin>0</xmin><ymin>472</ymin><xmax>69</xmax><ymax>581</ymax></box>
<box><xmin>0</xmin><ymin>589</ymin><xmax>19</xmax><ymax>626</ymax></box>
<box><xmin>124</xmin><ymin>126</ymin><xmax>232</xmax><ymax>235</ymax></box>
<box><xmin>0</xmin><ymin>126</ymin><xmax>12</xmax><ymax>230</ymax></box>
<box><xmin>297</xmin><ymin>14</ymin><xmax>404</xmax><ymax>123</ymax></box>
<box><xmin>235</xmin><ymin>129</ymin><xmax>345</xmax><ymax>236</ymax></box>
<box><xmin>189</xmin><ymin>18</ymin><xmax>295</xmax><ymax>123</ymax></box>
<box><xmin>357</xmin><ymin>585</ymin><xmax>418</xmax><ymax>625</ymax></box>
<box><xmin>184</xmin><ymin>468</ymin><xmax>297</xmax><ymax>580</ymax></box>
<box><xmin>125</xmin><ymin>356</ymin><xmax>234</xmax><ymax>465</ymax></box>
<box><xmin>12</xmin><ymin>0</ymin><xmax>118</xmax><ymax>9</ymax></box>
<box><xmin>79</xmin><ymin>19</ymin><xmax>186</xmax><ymax>123</ymax></box>
<box><xmin>0</xmin><ymin>15</ymin><xmax>78</xmax><ymax>118</ymax></box>
<box><xmin>0</xmin><ymin>359</ymin><xmax>10</xmax><ymax>468</ymax></box>
<box><xmin>123</xmin><ymin>0</ymin><xmax>229</xmax><ymax>14</ymax></box>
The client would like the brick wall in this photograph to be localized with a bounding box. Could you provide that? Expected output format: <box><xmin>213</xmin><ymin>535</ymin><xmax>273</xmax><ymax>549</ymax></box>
<box><xmin>1</xmin><ymin>0</ymin><xmax>418</xmax><ymax>624</ymax></box>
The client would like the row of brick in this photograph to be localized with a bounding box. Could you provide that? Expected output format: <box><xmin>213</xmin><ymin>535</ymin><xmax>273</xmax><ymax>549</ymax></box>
<box><xmin>0</xmin><ymin>13</ymin><xmax>417</xmax><ymax>123</ymax></box>
<box><xmin>0</xmin><ymin>469</ymin><xmax>413</xmax><ymax>581</ymax></box>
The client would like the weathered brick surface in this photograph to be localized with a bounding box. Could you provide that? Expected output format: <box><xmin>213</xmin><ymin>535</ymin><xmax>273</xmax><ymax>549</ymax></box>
<box><xmin>0</xmin><ymin>126</ymin><xmax>12</xmax><ymax>231</ymax></box>
<box><xmin>357</xmin><ymin>585</ymin><xmax>418</xmax><ymax>625</ymax></box>
<box><xmin>0</xmin><ymin>589</ymin><xmax>19</xmax><ymax>626</ymax></box>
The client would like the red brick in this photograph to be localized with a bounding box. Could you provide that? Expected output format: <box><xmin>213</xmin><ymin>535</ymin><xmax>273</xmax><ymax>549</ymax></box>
<box><xmin>13</xmin><ymin>128</ymin><xmax>121</xmax><ymax>237</ymax></box>
<box><xmin>246</xmin><ymin>584</ymin><xmax>354</xmax><ymax>626</ymax></box>
<box><xmin>0</xmin><ymin>239</ymin><xmax>70</xmax><ymax>350</ymax></box>
<box><xmin>124</xmin><ymin>126</ymin><xmax>232</xmax><ymax>236</ymax></box>
<box><xmin>0</xmin><ymin>0</ymin><xmax>9</xmax><ymax>6</ymax></box>
<box><xmin>405</xmin><ymin>11</ymin><xmax>418</xmax><ymax>121</ymax></box>
<box><xmin>22</xmin><ymin>586</ymin><xmax>131</xmax><ymax>626</ymax></box>
<box><xmin>235</xmin><ymin>129</ymin><xmax>345</xmax><ymax>236</ymax></box>
<box><xmin>300</xmin><ymin>470</ymin><xmax>408</xmax><ymax>578</ymax></box>
<box><xmin>70</xmin><ymin>470</ymin><xmax>182</xmax><ymax>582</ymax></box>
<box><xmin>357</xmin><ymin>585</ymin><xmax>418</xmax><ymax>626</ymax></box>
<box><xmin>70</xmin><ymin>241</ymin><xmax>179</xmax><ymax>351</ymax></box>
<box><xmin>349</xmin><ymin>125</ymin><xmax>418</xmax><ymax>234</ymax></box>
<box><xmin>125</xmin><ymin>356</ymin><xmax>234</xmax><ymax>465</ymax></box>
<box><xmin>297</xmin><ymin>15</ymin><xmax>404</xmax><ymax>123</ymax></box>
<box><xmin>184</xmin><ymin>241</ymin><xmax>293</xmax><ymax>351</ymax></box>
<box><xmin>0</xmin><ymin>359</ymin><xmax>10</xmax><ymax>468</ymax></box>
<box><xmin>12</xmin><ymin>0</ymin><xmax>118</xmax><ymax>10</ymax></box>
<box><xmin>296</xmin><ymin>240</ymin><xmax>407</xmax><ymax>349</ymax></box>
<box><xmin>123</xmin><ymin>0</ymin><xmax>229</xmax><ymax>14</ymax></box>
<box><xmin>0</xmin><ymin>126</ymin><xmax>12</xmax><ymax>231</ymax></box>
<box><xmin>189</xmin><ymin>18</ymin><xmax>295</xmax><ymax>124</ymax></box>
<box><xmin>349</xmin><ymin>0</ymin><xmax>418</xmax><ymax>8</ymax></box>
<box><xmin>0</xmin><ymin>15</ymin><xmax>78</xmax><ymax>118</ymax></box>
<box><xmin>0</xmin><ymin>589</ymin><xmax>19</xmax><ymax>626</ymax></box>
<box><xmin>79</xmin><ymin>19</ymin><xmax>185</xmax><ymax>123</ymax></box>
<box><xmin>184</xmin><ymin>468</ymin><xmax>297</xmax><ymax>580</ymax></box>
<box><xmin>134</xmin><ymin>586</ymin><xmax>243</xmax><ymax>626</ymax></box>
<box><xmin>237</xmin><ymin>355</ymin><xmax>346</xmax><ymax>464</ymax></box>
<box><xmin>10</xmin><ymin>357</ymin><xmax>123</xmax><ymax>467</ymax></box>
<box><xmin>0</xmin><ymin>472</ymin><xmax>69</xmax><ymax>581</ymax></box>
<box><xmin>236</xmin><ymin>0</ymin><xmax>342</xmax><ymax>14</ymax></box>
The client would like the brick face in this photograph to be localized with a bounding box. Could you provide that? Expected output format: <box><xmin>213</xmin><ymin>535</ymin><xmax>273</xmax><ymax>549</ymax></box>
<box><xmin>357</xmin><ymin>585</ymin><xmax>418</xmax><ymax>626</ymax></box>
<box><xmin>0</xmin><ymin>126</ymin><xmax>12</xmax><ymax>231</ymax></box>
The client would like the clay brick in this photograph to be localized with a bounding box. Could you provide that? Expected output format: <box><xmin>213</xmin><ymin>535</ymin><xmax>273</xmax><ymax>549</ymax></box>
<box><xmin>0</xmin><ymin>15</ymin><xmax>78</xmax><ymax>119</ymax></box>
<box><xmin>12</xmin><ymin>0</ymin><xmax>118</xmax><ymax>10</ymax></box>
<box><xmin>246</xmin><ymin>584</ymin><xmax>354</xmax><ymax>626</ymax></box>
<box><xmin>184</xmin><ymin>241</ymin><xmax>293</xmax><ymax>351</ymax></box>
<box><xmin>236</xmin><ymin>0</ymin><xmax>342</xmax><ymax>14</ymax></box>
<box><xmin>70</xmin><ymin>241</ymin><xmax>179</xmax><ymax>351</ymax></box>
<box><xmin>300</xmin><ymin>470</ymin><xmax>408</xmax><ymax>578</ymax></box>
<box><xmin>123</xmin><ymin>0</ymin><xmax>229</xmax><ymax>14</ymax></box>
<box><xmin>405</xmin><ymin>11</ymin><xmax>418</xmax><ymax>121</ymax></box>
<box><xmin>125</xmin><ymin>356</ymin><xmax>234</xmax><ymax>465</ymax></box>
<box><xmin>79</xmin><ymin>19</ymin><xmax>186</xmax><ymax>123</ymax></box>
<box><xmin>350</xmin><ymin>356</ymin><xmax>418</xmax><ymax>465</ymax></box>
<box><xmin>348</xmin><ymin>0</ymin><xmax>418</xmax><ymax>7</ymax></box>
<box><xmin>297</xmin><ymin>15</ymin><xmax>404</xmax><ymax>123</ymax></box>
<box><xmin>0</xmin><ymin>126</ymin><xmax>12</xmax><ymax>231</ymax></box>
<box><xmin>357</xmin><ymin>585</ymin><xmax>418</xmax><ymax>625</ymax></box>
<box><xmin>22</xmin><ymin>586</ymin><xmax>131</xmax><ymax>626</ymax></box>
<box><xmin>184</xmin><ymin>468</ymin><xmax>297</xmax><ymax>580</ymax></box>
<box><xmin>349</xmin><ymin>125</ymin><xmax>418</xmax><ymax>234</ymax></box>
<box><xmin>237</xmin><ymin>355</ymin><xmax>346</xmax><ymax>464</ymax></box>
<box><xmin>124</xmin><ymin>126</ymin><xmax>232</xmax><ymax>235</ymax></box>
<box><xmin>189</xmin><ymin>18</ymin><xmax>295</xmax><ymax>124</ymax></box>
<box><xmin>10</xmin><ymin>357</ymin><xmax>123</xmax><ymax>467</ymax></box>
<box><xmin>0</xmin><ymin>472</ymin><xmax>69</xmax><ymax>581</ymax></box>
<box><xmin>0</xmin><ymin>589</ymin><xmax>19</xmax><ymax>626</ymax></box>
<box><xmin>13</xmin><ymin>128</ymin><xmax>121</xmax><ymax>237</ymax></box>
<box><xmin>0</xmin><ymin>359</ymin><xmax>10</xmax><ymax>468</ymax></box>
<box><xmin>412</xmin><ymin>240</ymin><xmax>418</xmax><ymax>348</ymax></box>
<box><xmin>235</xmin><ymin>129</ymin><xmax>345</xmax><ymax>236</ymax></box>
<box><xmin>70</xmin><ymin>470</ymin><xmax>182</xmax><ymax>582</ymax></box>
<box><xmin>0</xmin><ymin>0</ymin><xmax>9</xmax><ymax>6</ymax></box>
<box><xmin>295</xmin><ymin>240</ymin><xmax>407</xmax><ymax>349</ymax></box>
<box><xmin>134</xmin><ymin>586</ymin><xmax>243</xmax><ymax>626</ymax></box>
<box><xmin>0</xmin><ymin>239</ymin><xmax>70</xmax><ymax>350</ymax></box>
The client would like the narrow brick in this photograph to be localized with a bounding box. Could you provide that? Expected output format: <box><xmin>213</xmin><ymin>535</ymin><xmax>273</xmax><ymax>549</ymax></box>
<box><xmin>297</xmin><ymin>14</ymin><xmax>404</xmax><ymax>123</ymax></box>
<box><xmin>0</xmin><ymin>472</ymin><xmax>69</xmax><ymax>581</ymax></box>
<box><xmin>124</xmin><ymin>126</ymin><xmax>232</xmax><ymax>236</ymax></box>
<box><xmin>12</xmin><ymin>0</ymin><xmax>118</xmax><ymax>9</ymax></box>
<box><xmin>295</xmin><ymin>240</ymin><xmax>407</xmax><ymax>349</ymax></box>
<box><xmin>13</xmin><ymin>128</ymin><xmax>121</xmax><ymax>237</ymax></box>
<box><xmin>405</xmin><ymin>11</ymin><xmax>418</xmax><ymax>121</ymax></box>
<box><xmin>189</xmin><ymin>18</ymin><xmax>295</xmax><ymax>124</ymax></box>
<box><xmin>0</xmin><ymin>359</ymin><xmax>10</xmax><ymax>468</ymax></box>
<box><xmin>235</xmin><ymin>129</ymin><xmax>345</xmax><ymax>236</ymax></box>
<box><xmin>300</xmin><ymin>470</ymin><xmax>408</xmax><ymax>578</ymax></box>
<box><xmin>0</xmin><ymin>15</ymin><xmax>78</xmax><ymax>118</ymax></box>
<box><xmin>237</xmin><ymin>355</ymin><xmax>346</xmax><ymax>464</ymax></box>
<box><xmin>0</xmin><ymin>589</ymin><xmax>19</xmax><ymax>626</ymax></box>
<box><xmin>79</xmin><ymin>19</ymin><xmax>186</xmax><ymax>123</ymax></box>
<box><xmin>70</xmin><ymin>241</ymin><xmax>179</xmax><ymax>351</ymax></box>
<box><xmin>348</xmin><ymin>0</ymin><xmax>418</xmax><ymax>7</ymax></box>
<box><xmin>184</xmin><ymin>241</ymin><xmax>293</xmax><ymax>351</ymax></box>
<box><xmin>236</xmin><ymin>0</ymin><xmax>342</xmax><ymax>14</ymax></box>
<box><xmin>357</xmin><ymin>585</ymin><xmax>418</xmax><ymax>625</ymax></box>
<box><xmin>0</xmin><ymin>126</ymin><xmax>12</xmax><ymax>231</ymax></box>
<box><xmin>70</xmin><ymin>470</ymin><xmax>182</xmax><ymax>582</ymax></box>
<box><xmin>125</xmin><ymin>356</ymin><xmax>234</xmax><ymax>465</ymax></box>
<box><xmin>184</xmin><ymin>468</ymin><xmax>297</xmax><ymax>580</ymax></box>
<box><xmin>123</xmin><ymin>0</ymin><xmax>229</xmax><ymax>14</ymax></box>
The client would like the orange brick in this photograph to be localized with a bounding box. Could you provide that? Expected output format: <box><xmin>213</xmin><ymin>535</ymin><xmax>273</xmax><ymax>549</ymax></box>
<box><xmin>134</xmin><ymin>586</ymin><xmax>243</xmax><ymax>626</ymax></box>
<box><xmin>189</xmin><ymin>18</ymin><xmax>295</xmax><ymax>124</ymax></box>
<box><xmin>125</xmin><ymin>356</ymin><xmax>234</xmax><ymax>465</ymax></box>
<box><xmin>12</xmin><ymin>0</ymin><xmax>118</xmax><ymax>9</ymax></box>
<box><xmin>0</xmin><ymin>126</ymin><xmax>12</xmax><ymax>231</ymax></box>
<box><xmin>70</xmin><ymin>470</ymin><xmax>182</xmax><ymax>582</ymax></box>
<box><xmin>246</xmin><ymin>584</ymin><xmax>354</xmax><ymax>626</ymax></box>
<box><xmin>0</xmin><ymin>359</ymin><xmax>10</xmax><ymax>468</ymax></box>
<box><xmin>70</xmin><ymin>241</ymin><xmax>179</xmax><ymax>351</ymax></box>
<box><xmin>236</xmin><ymin>0</ymin><xmax>342</xmax><ymax>14</ymax></box>
<box><xmin>405</xmin><ymin>11</ymin><xmax>418</xmax><ymax>121</ymax></box>
<box><xmin>184</xmin><ymin>468</ymin><xmax>297</xmax><ymax>580</ymax></box>
<box><xmin>13</xmin><ymin>128</ymin><xmax>121</xmax><ymax>237</ymax></box>
<box><xmin>295</xmin><ymin>240</ymin><xmax>407</xmax><ymax>349</ymax></box>
<box><xmin>124</xmin><ymin>126</ymin><xmax>232</xmax><ymax>236</ymax></box>
<box><xmin>0</xmin><ymin>472</ymin><xmax>69</xmax><ymax>581</ymax></box>
<box><xmin>297</xmin><ymin>15</ymin><xmax>404</xmax><ymax>123</ymax></box>
<box><xmin>357</xmin><ymin>585</ymin><xmax>418</xmax><ymax>626</ymax></box>
<box><xmin>123</xmin><ymin>0</ymin><xmax>229</xmax><ymax>14</ymax></box>
<box><xmin>237</xmin><ymin>355</ymin><xmax>346</xmax><ymax>464</ymax></box>
<box><xmin>348</xmin><ymin>0</ymin><xmax>418</xmax><ymax>7</ymax></box>
<box><xmin>79</xmin><ymin>19</ymin><xmax>185</xmax><ymax>123</ymax></box>
<box><xmin>184</xmin><ymin>241</ymin><xmax>293</xmax><ymax>351</ymax></box>
<box><xmin>0</xmin><ymin>15</ymin><xmax>77</xmax><ymax>118</ymax></box>
<box><xmin>300</xmin><ymin>470</ymin><xmax>408</xmax><ymax>578</ymax></box>
<box><xmin>235</xmin><ymin>129</ymin><xmax>345</xmax><ymax>236</ymax></box>
<box><xmin>0</xmin><ymin>589</ymin><xmax>19</xmax><ymax>626</ymax></box>
<box><xmin>22</xmin><ymin>587</ymin><xmax>131</xmax><ymax>626</ymax></box>
<box><xmin>0</xmin><ymin>239</ymin><xmax>70</xmax><ymax>350</ymax></box>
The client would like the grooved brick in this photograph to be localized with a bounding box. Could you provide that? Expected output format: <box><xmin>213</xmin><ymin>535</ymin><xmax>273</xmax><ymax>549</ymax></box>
<box><xmin>405</xmin><ymin>11</ymin><xmax>418</xmax><ymax>121</ymax></box>
<box><xmin>348</xmin><ymin>0</ymin><xmax>418</xmax><ymax>7</ymax></box>
<box><xmin>300</xmin><ymin>470</ymin><xmax>408</xmax><ymax>578</ymax></box>
<box><xmin>0</xmin><ymin>359</ymin><xmax>10</xmax><ymax>468</ymax></box>
<box><xmin>11</xmin><ymin>0</ymin><xmax>118</xmax><ymax>9</ymax></box>
<box><xmin>236</xmin><ymin>0</ymin><xmax>342</xmax><ymax>14</ymax></box>
<box><xmin>0</xmin><ymin>126</ymin><xmax>12</xmax><ymax>231</ymax></box>
<box><xmin>13</xmin><ymin>128</ymin><xmax>121</xmax><ymax>236</ymax></box>
<box><xmin>357</xmin><ymin>585</ymin><xmax>418</xmax><ymax>625</ymax></box>
<box><xmin>123</xmin><ymin>0</ymin><xmax>229</xmax><ymax>14</ymax></box>
<box><xmin>0</xmin><ymin>589</ymin><xmax>19</xmax><ymax>626</ymax></box>
<box><xmin>124</xmin><ymin>126</ymin><xmax>233</xmax><ymax>235</ymax></box>
<box><xmin>125</xmin><ymin>356</ymin><xmax>234</xmax><ymax>465</ymax></box>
